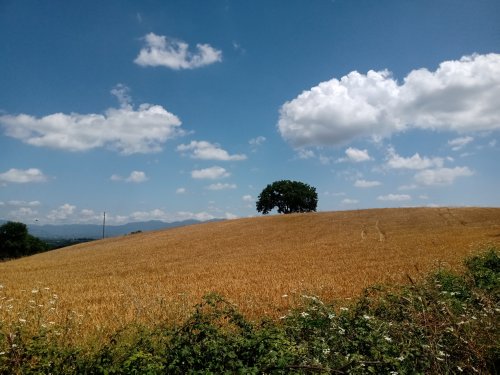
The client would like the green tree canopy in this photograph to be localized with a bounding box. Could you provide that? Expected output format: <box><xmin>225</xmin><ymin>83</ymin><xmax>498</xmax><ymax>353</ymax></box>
<box><xmin>0</xmin><ymin>221</ymin><xmax>48</xmax><ymax>260</ymax></box>
<box><xmin>256</xmin><ymin>180</ymin><xmax>318</xmax><ymax>215</ymax></box>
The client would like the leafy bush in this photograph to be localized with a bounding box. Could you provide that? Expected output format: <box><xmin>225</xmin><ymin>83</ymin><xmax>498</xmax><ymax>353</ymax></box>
<box><xmin>1</xmin><ymin>249</ymin><xmax>498</xmax><ymax>374</ymax></box>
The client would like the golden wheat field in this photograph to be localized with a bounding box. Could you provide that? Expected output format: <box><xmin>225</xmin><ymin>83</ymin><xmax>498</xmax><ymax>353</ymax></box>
<box><xmin>1</xmin><ymin>207</ymin><xmax>499</xmax><ymax>342</ymax></box>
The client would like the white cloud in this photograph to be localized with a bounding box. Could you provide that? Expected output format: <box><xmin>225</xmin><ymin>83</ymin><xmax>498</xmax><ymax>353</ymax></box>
<box><xmin>414</xmin><ymin>166</ymin><xmax>474</xmax><ymax>186</ymax></box>
<box><xmin>7</xmin><ymin>200</ymin><xmax>41</xmax><ymax>207</ymax></box>
<box><xmin>0</xmin><ymin>87</ymin><xmax>183</xmax><ymax>154</ymax></box>
<box><xmin>242</xmin><ymin>195</ymin><xmax>253</xmax><ymax>202</ymax></box>
<box><xmin>126</xmin><ymin>171</ymin><xmax>148</xmax><ymax>183</ymax></box>
<box><xmin>377</xmin><ymin>194</ymin><xmax>412</xmax><ymax>201</ymax></box>
<box><xmin>176</xmin><ymin>187</ymin><xmax>187</xmax><ymax>194</ymax></box>
<box><xmin>339</xmin><ymin>147</ymin><xmax>372</xmax><ymax>162</ymax></box>
<box><xmin>386</xmin><ymin>147</ymin><xmax>444</xmax><ymax>170</ymax></box>
<box><xmin>398</xmin><ymin>184</ymin><xmax>418</xmax><ymax>191</ymax></box>
<box><xmin>249</xmin><ymin>136</ymin><xmax>266</xmax><ymax>147</ymax></box>
<box><xmin>134</xmin><ymin>33</ymin><xmax>222</xmax><ymax>70</ymax></box>
<box><xmin>191</xmin><ymin>166</ymin><xmax>230</xmax><ymax>180</ymax></box>
<box><xmin>177</xmin><ymin>140</ymin><xmax>246</xmax><ymax>161</ymax></box>
<box><xmin>354</xmin><ymin>179</ymin><xmax>381</xmax><ymax>188</ymax></box>
<box><xmin>297</xmin><ymin>149</ymin><xmax>315</xmax><ymax>159</ymax></box>
<box><xmin>341</xmin><ymin>198</ymin><xmax>359</xmax><ymax>204</ymax></box>
<box><xmin>47</xmin><ymin>203</ymin><xmax>76</xmax><ymax>221</ymax></box>
<box><xmin>110</xmin><ymin>171</ymin><xmax>148</xmax><ymax>183</ymax></box>
<box><xmin>110</xmin><ymin>83</ymin><xmax>132</xmax><ymax>109</ymax></box>
<box><xmin>448</xmin><ymin>136</ymin><xmax>474</xmax><ymax>151</ymax></box>
<box><xmin>0</xmin><ymin>168</ymin><xmax>47</xmax><ymax>184</ymax></box>
<box><xmin>278</xmin><ymin>53</ymin><xmax>500</xmax><ymax>147</ymax></box>
<box><xmin>206</xmin><ymin>183</ymin><xmax>237</xmax><ymax>190</ymax></box>
<box><xmin>9</xmin><ymin>207</ymin><xmax>38</xmax><ymax>220</ymax></box>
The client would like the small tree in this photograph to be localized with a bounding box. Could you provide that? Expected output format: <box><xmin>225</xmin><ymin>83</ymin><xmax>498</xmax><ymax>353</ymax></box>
<box><xmin>256</xmin><ymin>180</ymin><xmax>318</xmax><ymax>214</ymax></box>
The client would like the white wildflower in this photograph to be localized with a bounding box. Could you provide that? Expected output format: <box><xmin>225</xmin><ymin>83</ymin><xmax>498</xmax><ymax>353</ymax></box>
<box><xmin>384</xmin><ymin>335</ymin><xmax>392</xmax><ymax>342</ymax></box>
<box><xmin>328</xmin><ymin>313</ymin><xmax>335</xmax><ymax>319</ymax></box>
<box><xmin>363</xmin><ymin>314</ymin><xmax>371</xmax><ymax>320</ymax></box>
<box><xmin>300</xmin><ymin>312</ymin><xmax>309</xmax><ymax>318</ymax></box>
<box><xmin>323</xmin><ymin>348</ymin><xmax>330</xmax><ymax>355</ymax></box>
<box><xmin>340</xmin><ymin>307</ymin><xmax>349</xmax><ymax>311</ymax></box>
<box><xmin>397</xmin><ymin>355</ymin><xmax>405</xmax><ymax>361</ymax></box>
<box><xmin>457</xmin><ymin>366</ymin><xmax>463</xmax><ymax>372</ymax></box>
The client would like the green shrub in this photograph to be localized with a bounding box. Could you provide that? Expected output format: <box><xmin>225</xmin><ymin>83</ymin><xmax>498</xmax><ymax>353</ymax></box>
<box><xmin>1</xmin><ymin>248</ymin><xmax>498</xmax><ymax>374</ymax></box>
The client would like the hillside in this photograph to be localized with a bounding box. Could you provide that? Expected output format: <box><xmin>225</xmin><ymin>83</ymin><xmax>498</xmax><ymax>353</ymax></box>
<box><xmin>1</xmin><ymin>207</ymin><xmax>499</xmax><ymax>337</ymax></box>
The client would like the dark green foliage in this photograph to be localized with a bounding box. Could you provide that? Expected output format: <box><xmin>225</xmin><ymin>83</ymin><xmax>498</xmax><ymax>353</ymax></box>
<box><xmin>465</xmin><ymin>248</ymin><xmax>500</xmax><ymax>298</ymax></box>
<box><xmin>256</xmin><ymin>180</ymin><xmax>318</xmax><ymax>214</ymax></box>
<box><xmin>0</xmin><ymin>249</ymin><xmax>498</xmax><ymax>374</ymax></box>
<box><xmin>0</xmin><ymin>221</ymin><xmax>49</xmax><ymax>260</ymax></box>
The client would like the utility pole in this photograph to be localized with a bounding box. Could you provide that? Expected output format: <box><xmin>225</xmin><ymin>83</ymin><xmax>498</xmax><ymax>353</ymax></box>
<box><xmin>102</xmin><ymin>211</ymin><xmax>106</xmax><ymax>239</ymax></box>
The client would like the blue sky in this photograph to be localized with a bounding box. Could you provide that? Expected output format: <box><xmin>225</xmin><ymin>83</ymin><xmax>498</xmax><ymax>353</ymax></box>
<box><xmin>1</xmin><ymin>0</ymin><xmax>499</xmax><ymax>225</ymax></box>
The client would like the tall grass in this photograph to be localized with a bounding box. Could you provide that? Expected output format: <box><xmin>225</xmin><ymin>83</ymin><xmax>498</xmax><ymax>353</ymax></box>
<box><xmin>1</xmin><ymin>248</ymin><xmax>498</xmax><ymax>374</ymax></box>
<box><xmin>1</xmin><ymin>207</ymin><xmax>498</xmax><ymax>341</ymax></box>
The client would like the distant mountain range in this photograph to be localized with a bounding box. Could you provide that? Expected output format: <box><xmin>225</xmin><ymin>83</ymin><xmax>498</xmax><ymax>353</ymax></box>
<box><xmin>0</xmin><ymin>219</ymin><xmax>218</xmax><ymax>239</ymax></box>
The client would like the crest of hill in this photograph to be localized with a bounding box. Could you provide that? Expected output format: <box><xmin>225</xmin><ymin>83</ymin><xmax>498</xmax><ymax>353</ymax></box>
<box><xmin>1</xmin><ymin>207</ymin><xmax>499</xmax><ymax>333</ymax></box>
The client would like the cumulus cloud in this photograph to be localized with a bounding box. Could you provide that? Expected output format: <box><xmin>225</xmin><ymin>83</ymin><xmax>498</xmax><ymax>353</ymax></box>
<box><xmin>110</xmin><ymin>171</ymin><xmax>148</xmax><ymax>183</ymax></box>
<box><xmin>339</xmin><ymin>147</ymin><xmax>372</xmax><ymax>163</ymax></box>
<box><xmin>278</xmin><ymin>53</ymin><xmax>500</xmax><ymax>147</ymax></box>
<box><xmin>354</xmin><ymin>179</ymin><xmax>381</xmax><ymax>188</ymax></box>
<box><xmin>191</xmin><ymin>166</ymin><xmax>230</xmax><ymax>180</ymax></box>
<box><xmin>377</xmin><ymin>194</ymin><xmax>412</xmax><ymax>201</ymax></box>
<box><xmin>386</xmin><ymin>147</ymin><xmax>444</xmax><ymax>170</ymax></box>
<box><xmin>0</xmin><ymin>86</ymin><xmax>183</xmax><ymax>155</ymax></box>
<box><xmin>47</xmin><ymin>203</ymin><xmax>76</xmax><ymax>221</ymax></box>
<box><xmin>176</xmin><ymin>187</ymin><xmax>187</xmax><ymax>194</ymax></box>
<box><xmin>414</xmin><ymin>166</ymin><xmax>473</xmax><ymax>186</ymax></box>
<box><xmin>0</xmin><ymin>168</ymin><xmax>47</xmax><ymax>184</ymax></box>
<box><xmin>177</xmin><ymin>141</ymin><xmax>246</xmax><ymax>161</ymax></box>
<box><xmin>242</xmin><ymin>195</ymin><xmax>253</xmax><ymax>202</ymax></box>
<box><xmin>206</xmin><ymin>183</ymin><xmax>237</xmax><ymax>190</ymax></box>
<box><xmin>134</xmin><ymin>33</ymin><xmax>222</xmax><ymax>70</ymax></box>
<box><xmin>448</xmin><ymin>136</ymin><xmax>474</xmax><ymax>151</ymax></box>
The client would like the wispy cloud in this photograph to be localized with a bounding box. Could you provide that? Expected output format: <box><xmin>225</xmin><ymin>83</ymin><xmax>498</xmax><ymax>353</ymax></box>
<box><xmin>377</xmin><ymin>194</ymin><xmax>412</xmax><ymax>201</ymax></box>
<box><xmin>134</xmin><ymin>33</ymin><xmax>222</xmax><ymax>70</ymax></box>
<box><xmin>354</xmin><ymin>179</ymin><xmax>381</xmax><ymax>188</ymax></box>
<box><xmin>414</xmin><ymin>167</ymin><xmax>473</xmax><ymax>186</ymax></box>
<box><xmin>206</xmin><ymin>183</ymin><xmax>237</xmax><ymax>190</ymax></box>
<box><xmin>110</xmin><ymin>171</ymin><xmax>148</xmax><ymax>183</ymax></box>
<box><xmin>448</xmin><ymin>136</ymin><xmax>474</xmax><ymax>151</ymax></box>
<box><xmin>191</xmin><ymin>166</ymin><xmax>230</xmax><ymax>180</ymax></box>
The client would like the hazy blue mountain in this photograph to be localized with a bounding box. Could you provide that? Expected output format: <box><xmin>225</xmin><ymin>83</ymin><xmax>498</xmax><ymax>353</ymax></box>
<box><xmin>0</xmin><ymin>219</ymin><xmax>216</xmax><ymax>239</ymax></box>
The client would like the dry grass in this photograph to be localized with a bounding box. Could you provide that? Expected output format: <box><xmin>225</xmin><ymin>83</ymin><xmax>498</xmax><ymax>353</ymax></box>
<box><xmin>1</xmin><ymin>207</ymin><xmax>499</xmax><ymax>342</ymax></box>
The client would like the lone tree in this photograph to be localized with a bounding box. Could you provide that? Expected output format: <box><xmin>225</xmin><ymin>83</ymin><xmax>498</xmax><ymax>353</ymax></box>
<box><xmin>256</xmin><ymin>180</ymin><xmax>318</xmax><ymax>214</ymax></box>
